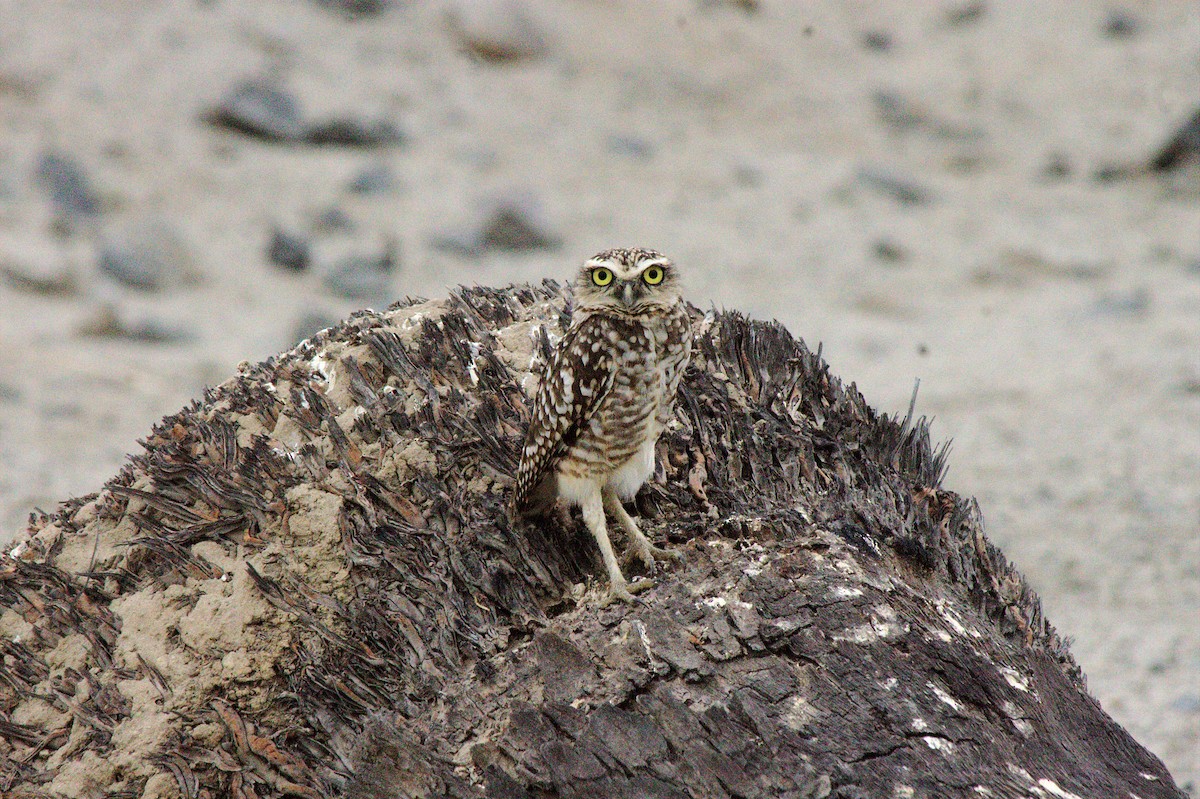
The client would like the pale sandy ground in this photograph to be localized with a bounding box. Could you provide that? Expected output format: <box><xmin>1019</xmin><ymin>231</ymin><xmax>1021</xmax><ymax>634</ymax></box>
<box><xmin>1</xmin><ymin>0</ymin><xmax>1197</xmax><ymax>788</ymax></box>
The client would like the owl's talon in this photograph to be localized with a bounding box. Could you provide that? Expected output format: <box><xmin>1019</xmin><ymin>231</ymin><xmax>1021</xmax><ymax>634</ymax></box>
<box><xmin>651</xmin><ymin>544</ymin><xmax>683</xmax><ymax>564</ymax></box>
<box><xmin>628</xmin><ymin>541</ymin><xmax>682</xmax><ymax>572</ymax></box>
<box><xmin>603</xmin><ymin>577</ymin><xmax>651</xmax><ymax>606</ymax></box>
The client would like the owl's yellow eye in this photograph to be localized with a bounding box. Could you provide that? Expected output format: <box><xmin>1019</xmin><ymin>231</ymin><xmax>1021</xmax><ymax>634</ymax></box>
<box><xmin>591</xmin><ymin>268</ymin><xmax>614</xmax><ymax>286</ymax></box>
<box><xmin>642</xmin><ymin>265</ymin><xmax>665</xmax><ymax>285</ymax></box>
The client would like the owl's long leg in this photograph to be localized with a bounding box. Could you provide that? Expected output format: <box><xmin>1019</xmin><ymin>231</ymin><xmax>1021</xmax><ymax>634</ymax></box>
<box><xmin>602</xmin><ymin>487</ymin><xmax>682</xmax><ymax>571</ymax></box>
<box><xmin>581</xmin><ymin>488</ymin><xmax>648</xmax><ymax>603</ymax></box>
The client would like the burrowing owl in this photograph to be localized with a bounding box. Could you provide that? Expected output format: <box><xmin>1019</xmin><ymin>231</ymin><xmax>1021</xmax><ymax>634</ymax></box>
<box><xmin>513</xmin><ymin>247</ymin><xmax>692</xmax><ymax>603</ymax></box>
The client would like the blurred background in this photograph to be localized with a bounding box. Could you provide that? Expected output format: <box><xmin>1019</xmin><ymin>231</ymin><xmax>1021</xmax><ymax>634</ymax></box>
<box><xmin>1</xmin><ymin>0</ymin><xmax>1197</xmax><ymax>786</ymax></box>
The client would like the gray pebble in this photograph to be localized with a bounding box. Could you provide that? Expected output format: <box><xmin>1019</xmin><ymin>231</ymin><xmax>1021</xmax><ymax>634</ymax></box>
<box><xmin>481</xmin><ymin>202</ymin><xmax>561</xmax><ymax>251</ymax></box>
<box><xmin>313</xmin><ymin>207</ymin><xmax>356</xmax><ymax>234</ymax></box>
<box><xmin>1150</xmin><ymin>107</ymin><xmax>1200</xmax><ymax>172</ymax></box>
<box><xmin>34</xmin><ymin>150</ymin><xmax>100</xmax><ymax>219</ymax></box>
<box><xmin>307</xmin><ymin>118</ymin><xmax>405</xmax><ymax>148</ymax></box>
<box><xmin>207</xmin><ymin>80</ymin><xmax>307</xmax><ymax>142</ymax></box>
<box><xmin>1039</xmin><ymin>152</ymin><xmax>1073</xmax><ymax>181</ymax></box>
<box><xmin>446</xmin><ymin>0</ymin><xmax>549</xmax><ymax>63</ymax></box>
<box><xmin>1090</xmin><ymin>287</ymin><xmax>1150</xmax><ymax>318</ymax></box>
<box><xmin>268</xmin><ymin>227</ymin><xmax>311</xmax><ymax>272</ymax></box>
<box><xmin>944</xmin><ymin>1</ymin><xmax>986</xmax><ymax>27</ymax></box>
<box><xmin>861</xmin><ymin>30</ymin><xmax>893</xmax><ymax>52</ymax></box>
<box><xmin>871</xmin><ymin>238</ymin><xmax>907</xmax><ymax>263</ymax></box>
<box><xmin>97</xmin><ymin>218</ymin><xmax>199</xmax><ymax>291</ymax></box>
<box><xmin>856</xmin><ymin>166</ymin><xmax>933</xmax><ymax>206</ymax></box>
<box><xmin>0</xmin><ymin>234</ymin><xmax>83</xmax><ymax>296</ymax></box>
<box><xmin>348</xmin><ymin>162</ymin><xmax>397</xmax><ymax>194</ymax></box>
<box><xmin>77</xmin><ymin>304</ymin><xmax>191</xmax><ymax>343</ymax></box>
<box><xmin>606</xmin><ymin>135</ymin><xmax>656</xmax><ymax>160</ymax></box>
<box><xmin>432</xmin><ymin>196</ymin><xmax>561</xmax><ymax>256</ymax></box>
<box><xmin>312</xmin><ymin>0</ymin><xmax>388</xmax><ymax>16</ymax></box>
<box><xmin>320</xmin><ymin>240</ymin><xmax>397</xmax><ymax>301</ymax></box>
<box><xmin>1169</xmin><ymin>694</ymin><xmax>1200</xmax><ymax>714</ymax></box>
<box><xmin>1102</xmin><ymin>9</ymin><xmax>1139</xmax><ymax>39</ymax></box>
<box><xmin>872</xmin><ymin>90</ymin><xmax>927</xmax><ymax>133</ymax></box>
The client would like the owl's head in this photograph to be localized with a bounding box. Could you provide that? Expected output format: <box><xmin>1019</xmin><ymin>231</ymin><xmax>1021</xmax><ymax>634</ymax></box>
<box><xmin>574</xmin><ymin>247</ymin><xmax>681</xmax><ymax>314</ymax></box>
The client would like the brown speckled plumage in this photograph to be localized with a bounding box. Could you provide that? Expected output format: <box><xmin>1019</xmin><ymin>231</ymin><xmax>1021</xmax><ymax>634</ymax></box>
<box><xmin>514</xmin><ymin>248</ymin><xmax>692</xmax><ymax>601</ymax></box>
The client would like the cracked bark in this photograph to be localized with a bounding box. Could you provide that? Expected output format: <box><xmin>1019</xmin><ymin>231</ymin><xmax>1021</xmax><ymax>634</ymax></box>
<box><xmin>0</xmin><ymin>283</ymin><xmax>1185</xmax><ymax>798</ymax></box>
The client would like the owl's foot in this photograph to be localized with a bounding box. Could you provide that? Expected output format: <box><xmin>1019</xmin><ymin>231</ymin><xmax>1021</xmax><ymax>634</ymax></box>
<box><xmin>604</xmin><ymin>576</ymin><xmax>653</xmax><ymax>606</ymax></box>
<box><xmin>627</xmin><ymin>538</ymin><xmax>684</xmax><ymax>573</ymax></box>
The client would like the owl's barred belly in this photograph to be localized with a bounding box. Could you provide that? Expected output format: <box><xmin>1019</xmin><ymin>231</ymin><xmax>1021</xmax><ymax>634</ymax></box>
<box><xmin>555</xmin><ymin>368</ymin><xmax>664</xmax><ymax>502</ymax></box>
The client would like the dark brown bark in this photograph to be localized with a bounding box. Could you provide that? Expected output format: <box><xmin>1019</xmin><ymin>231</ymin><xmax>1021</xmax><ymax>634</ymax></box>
<box><xmin>0</xmin><ymin>283</ymin><xmax>1184</xmax><ymax>798</ymax></box>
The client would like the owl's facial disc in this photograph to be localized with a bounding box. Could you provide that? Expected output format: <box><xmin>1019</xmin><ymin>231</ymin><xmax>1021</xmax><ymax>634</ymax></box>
<box><xmin>576</xmin><ymin>247</ymin><xmax>678</xmax><ymax>314</ymax></box>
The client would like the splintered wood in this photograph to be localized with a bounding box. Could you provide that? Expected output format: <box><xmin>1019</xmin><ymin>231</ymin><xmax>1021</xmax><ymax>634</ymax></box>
<box><xmin>0</xmin><ymin>283</ymin><xmax>1185</xmax><ymax>798</ymax></box>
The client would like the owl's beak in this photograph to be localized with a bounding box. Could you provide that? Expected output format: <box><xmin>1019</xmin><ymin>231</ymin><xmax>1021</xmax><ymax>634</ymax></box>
<box><xmin>621</xmin><ymin>282</ymin><xmax>635</xmax><ymax>305</ymax></box>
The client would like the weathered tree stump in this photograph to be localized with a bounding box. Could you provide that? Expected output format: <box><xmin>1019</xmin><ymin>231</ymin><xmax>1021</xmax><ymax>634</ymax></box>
<box><xmin>0</xmin><ymin>283</ymin><xmax>1185</xmax><ymax>798</ymax></box>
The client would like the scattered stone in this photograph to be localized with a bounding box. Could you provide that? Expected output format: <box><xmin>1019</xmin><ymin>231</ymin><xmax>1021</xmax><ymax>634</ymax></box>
<box><xmin>446</xmin><ymin>0</ymin><xmax>549</xmax><ymax>63</ymax></box>
<box><xmin>307</xmin><ymin>117</ymin><xmax>405</xmax><ymax>148</ymax></box>
<box><xmin>77</xmin><ymin>304</ymin><xmax>191</xmax><ymax>343</ymax></box>
<box><xmin>972</xmin><ymin>248</ymin><xmax>1109</xmax><ymax>287</ymax></box>
<box><xmin>1150</xmin><ymin>107</ymin><xmax>1200</xmax><ymax>172</ymax></box>
<box><xmin>1091</xmin><ymin>163</ymin><xmax>1131</xmax><ymax>183</ymax></box>
<box><xmin>855</xmin><ymin>166</ymin><xmax>933</xmax><ymax>206</ymax></box>
<box><xmin>432</xmin><ymin>195</ymin><xmax>561</xmax><ymax>256</ymax></box>
<box><xmin>481</xmin><ymin>199</ymin><xmax>561</xmax><ymax>251</ymax></box>
<box><xmin>871</xmin><ymin>237</ymin><xmax>906</xmax><ymax>263</ymax></box>
<box><xmin>873</xmin><ymin>90</ymin><xmax>927</xmax><ymax>133</ymax></box>
<box><xmin>1039</xmin><ymin>152</ymin><xmax>1073</xmax><ymax>181</ymax></box>
<box><xmin>267</xmin><ymin>227</ymin><xmax>311</xmax><ymax>272</ymax></box>
<box><xmin>733</xmin><ymin>162</ymin><xmax>764</xmax><ymax>187</ymax></box>
<box><xmin>873</xmin><ymin>90</ymin><xmax>981</xmax><ymax>140</ymax></box>
<box><xmin>97</xmin><ymin>218</ymin><xmax>200</xmax><ymax>291</ymax></box>
<box><xmin>206</xmin><ymin>80</ymin><xmax>307</xmax><ymax>142</ymax></box>
<box><xmin>347</xmin><ymin>162</ymin><xmax>397</xmax><ymax>194</ymax></box>
<box><xmin>1101</xmin><ymin>9</ymin><xmax>1139</xmax><ymax>39</ymax></box>
<box><xmin>944</xmin><ymin>1</ymin><xmax>987</xmax><ymax>27</ymax></box>
<box><xmin>861</xmin><ymin>30</ymin><xmax>893</xmax><ymax>52</ymax></box>
<box><xmin>0</xmin><ymin>234</ymin><xmax>83</xmax><ymax>296</ymax></box>
<box><xmin>319</xmin><ymin>239</ymin><xmax>398</xmax><ymax>301</ymax></box>
<box><xmin>605</xmin><ymin>134</ymin><xmax>656</xmax><ymax>160</ymax></box>
<box><xmin>312</xmin><ymin>207</ymin><xmax>356</xmax><ymax>234</ymax></box>
<box><xmin>34</xmin><ymin>150</ymin><xmax>100</xmax><ymax>219</ymax></box>
<box><xmin>1090</xmin><ymin>286</ymin><xmax>1150</xmax><ymax>319</ymax></box>
<box><xmin>702</xmin><ymin>0</ymin><xmax>759</xmax><ymax>10</ymax></box>
<box><xmin>312</xmin><ymin>0</ymin><xmax>388</xmax><ymax>16</ymax></box>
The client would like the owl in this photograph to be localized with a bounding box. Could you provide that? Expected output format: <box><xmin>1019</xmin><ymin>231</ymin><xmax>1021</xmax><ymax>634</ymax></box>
<box><xmin>513</xmin><ymin>247</ymin><xmax>693</xmax><ymax>603</ymax></box>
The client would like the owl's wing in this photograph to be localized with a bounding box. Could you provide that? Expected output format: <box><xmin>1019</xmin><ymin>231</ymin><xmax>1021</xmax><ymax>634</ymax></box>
<box><xmin>656</xmin><ymin>302</ymin><xmax>694</xmax><ymax>427</ymax></box>
<box><xmin>513</xmin><ymin>316</ymin><xmax>617</xmax><ymax>514</ymax></box>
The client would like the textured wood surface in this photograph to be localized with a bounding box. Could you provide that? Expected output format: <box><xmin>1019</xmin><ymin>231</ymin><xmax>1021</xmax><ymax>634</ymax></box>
<box><xmin>0</xmin><ymin>283</ymin><xmax>1184</xmax><ymax>798</ymax></box>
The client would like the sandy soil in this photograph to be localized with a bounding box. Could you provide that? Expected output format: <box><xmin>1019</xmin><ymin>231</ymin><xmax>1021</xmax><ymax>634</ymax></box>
<box><xmin>1</xmin><ymin>0</ymin><xmax>1197</xmax><ymax>787</ymax></box>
